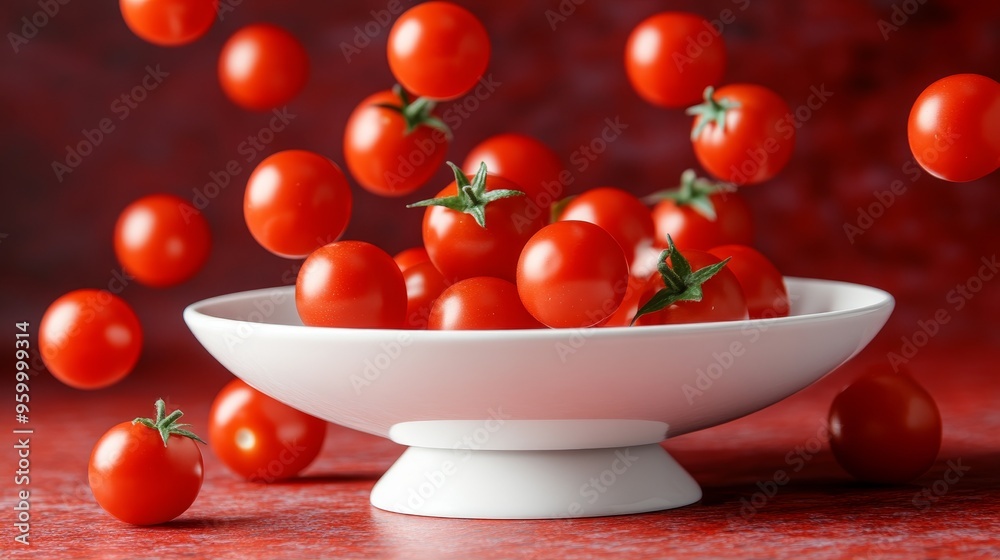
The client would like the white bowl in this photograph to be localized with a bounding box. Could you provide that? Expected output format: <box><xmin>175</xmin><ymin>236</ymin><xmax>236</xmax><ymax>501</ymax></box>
<box><xmin>184</xmin><ymin>277</ymin><xmax>892</xmax><ymax>519</ymax></box>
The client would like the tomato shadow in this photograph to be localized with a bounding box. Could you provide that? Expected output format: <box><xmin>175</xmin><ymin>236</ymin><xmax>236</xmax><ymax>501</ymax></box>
<box><xmin>158</xmin><ymin>516</ymin><xmax>262</xmax><ymax>530</ymax></box>
<box><xmin>266</xmin><ymin>471</ymin><xmax>385</xmax><ymax>485</ymax></box>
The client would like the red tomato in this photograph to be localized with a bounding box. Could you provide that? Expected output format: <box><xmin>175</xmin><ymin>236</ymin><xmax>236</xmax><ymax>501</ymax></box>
<box><xmin>625</xmin><ymin>12</ymin><xmax>727</xmax><ymax>108</ymax></box>
<box><xmin>462</xmin><ymin>133</ymin><xmax>564</xmax><ymax>216</ymax></box>
<box><xmin>39</xmin><ymin>290</ymin><xmax>142</xmax><ymax>389</ymax></box>
<box><xmin>295</xmin><ymin>241</ymin><xmax>406</xmax><ymax>328</ymax></box>
<box><xmin>829</xmin><ymin>369</ymin><xmax>942</xmax><ymax>483</ymax></box>
<box><xmin>688</xmin><ymin>84</ymin><xmax>794</xmax><ymax>186</ymax></box>
<box><xmin>429</xmin><ymin>277</ymin><xmax>541</xmax><ymax>330</ymax></box>
<box><xmin>708</xmin><ymin>245</ymin><xmax>789</xmax><ymax>319</ymax></box>
<box><xmin>908</xmin><ymin>73</ymin><xmax>1000</xmax><ymax>182</ymax></box>
<box><xmin>244</xmin><ymin>150</ymin><xmax>352</xmax><ymax>259</ymax></box>
<box><xmin>387</xmin><ymin>2</ymin><xmax>490</xmax><ymax>100</ymax></box>
<box><xmin>393</xmin><ymin>247</ymin><xmax>431</xmax><ymax>272</ymax></box>
<box><xmin>558</xmin><ymin>187</ymin><xmax>655</xmax><ymax>268</ymax></box>
<box><xmin>634</xmin><ymin>244</ymin><xmax>748</xmax><ymax>326</ymax></box>
<box><xmin>412</xmin><ymin>163</ymin><xmax>546</xmax><ymax>283</ymax></box>
<box><xmin>403</xmin><ymin>261</ymin><xmax>450</xmax><ymax>329</ymax></box>
<box><xmin>209</xmin><ymin>379</ymin><xmax>327</xmax><ymax>482</ymax></box>
<box><xmin>218</xmin><ymin>24</ymin><xmax>309</xmax><ymax>111</ymax></box>
<box><xmin>344</xmin><ymin>87</ymin><xmax>449</xmax><ymax>197</ymax></box>
<box><xmin>516</xmin><ymin>221</ymin><xmax>629</xmax><ymax>328</ymax></box>
<box><xmin>649</xmin><ymin>170</ymin><xmax>753</xmax><ymax>250</ymax></box>
<box><xmin>114</xmin><ymin>193</ymin><xmax>211</xmax><ymax>288</ymax></box>
<box><xmin>89</xmin><ymin>400</ymin><xmax>204</xmax><ymax>525</ymax></box>
<box><xmin>600</xmin><ymin>275</ymin><xmax>650</xmax><ymax>328</ymax></box>
<box><xmin>119</xmin><ymin>0</ymin><xmax>217</xmax><ymax>46</ymax></box>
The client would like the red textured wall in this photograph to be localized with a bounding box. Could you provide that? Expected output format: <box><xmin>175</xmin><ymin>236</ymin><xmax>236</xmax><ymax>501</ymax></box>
<box><xmin>2</xmin><ymin>0</ymin><xmax>998</xmax><ymax>375</ymax></box>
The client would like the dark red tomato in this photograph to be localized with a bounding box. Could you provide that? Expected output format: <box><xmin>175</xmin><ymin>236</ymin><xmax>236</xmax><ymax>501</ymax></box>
<box><xmin>649</xmin><ymin>170</ymin><xmax>753</xmax><ymax>251</ymax></box>
<box><xmin>120</xmin><ymin>0</ymin><xmax>217</xmax><ymax>46</ymax></box>
<box><xmin>708</xmin><ymin>245</ymin><xmax>789</xmax><ymax>319</ymax></box>
<box><xmin>414</xmin><ymin>163</ymin><xmax>546</xmax><ymax>283</ymax></box>
<box><xmin>600</xmin><ymin>274</ymin><xmax>650</xmax><ymax>328</ymax></box>
<box><xmin>634</xmin><ymin>247</ymin><xmax>748</xmax><ymax>326</ymax></box>
<box><xmin>344</xmin><ymin>88</ymin><xmax>449</xmax><ymax>197</ymax></box>
<box><xmin>429</xmin><ymin>277</ymin><xmax>541</xmax><ymax>330</ymax></box>
<box><xmin>39</xmin><ymin>290</ymin><xmax>142</xmax><ymax>390</ymax></box>
<box><xmin>218</xmin><ymin>24</ymin><xmax>309</xmax><ymax>111</ymax></box>
<box><xmin>462</xmin><ymin>133</ymin><xmax>564</xmax><ymax>216</ymax></box>
<box><xmin>89</xmin><ymin>400</ymin><xmax>204</xmax><ymax>525</ymax></box>
<box><xmin>114</xmin><ymin>193</ymin><xmax>211</xmax><ymax>288</ymax></box>
<box><xmin>244</xmin><ymin>150</ymin><xmax>352</xmax><ymax>259</ymax></box>
<box><xmin>908</xmin><ymin>73</ymin><xmax>1000</xmax><ymax>182</ymax></box>
<box><xmin>403</xmin><ymin>261</ymin><xmax>450</xmax><ymax>329</ymax></box>
<box><xmin>689</xmin><ymin>84</ymin><xmax>794</xmax><ymax>186</ymax></box>
<box><xmin>516</xmin><ymin>221</ymin><xmax>629</xmax><ymax>328</ymax></box>
<box><xmin>625</xmin><ymin>12</ymin><xmax>726</xmax><ymax>108</ymax></box>
<box><xmin>393</xmin><ymin>247</ymin><xmax>431</xmax><ymax>272</ymax></box>
<box><xmin>829</xmin><ymin>369</ymin><xmax>942</xmax><ymax>484</ymax></box>
<box><xmin>387</xmin><ymin>2</ymin><xmax>490</xmax><ymax>100</ymax></box>
<box><xmin>558</xmin><ymin>187</ymin><xmax>655</xmax><ymax>268</ymax></box>
<box><xmin>295</xmin><ymin>241</ymin><xmax>407</xmax><ymax>328</ymax></box>
<box><xmin>209</xmin><ymin>379</ymin><xmax>327</xmax><ymax>482</ymax></box>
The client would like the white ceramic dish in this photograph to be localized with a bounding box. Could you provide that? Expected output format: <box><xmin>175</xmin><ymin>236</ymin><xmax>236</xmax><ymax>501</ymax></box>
<box><xmin>184</xmin><ymin>277</ymin><xmax>893</xmax><ymax>519</ymax></box>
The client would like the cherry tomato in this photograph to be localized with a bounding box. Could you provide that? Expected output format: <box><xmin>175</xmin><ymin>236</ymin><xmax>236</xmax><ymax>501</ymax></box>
<box><xmin>462</xmin><ymin>133</ymin><xmax>564</xmax><ymax>216</ymax></box>
<box><xmin>516</xmin><ymin>221</ymin><xmax>629</xmax><ymax>329</ymax></box>
<box><xmin>244</xmin><ymin>150</ymin><xmax>352</xmax><ymax>259</ymax></box>
<box><xmin>625</xmin><ymin>12</ymin><xmax>727</xmax><ymax>108</ymax></box>
<box><xmin>114</xmin><ymin>193</ymin><xmax>211</xmax><ymax>288</ymax></box>
<box><xmin>412</xmin><ymin>163</ymin><xmax>546</xmax><ymax>283</ymax></box>
<box><xmin>387</xmin><ymin>2</ymin><xmax>490</xmax><ymax>100</ymax></box>
<box><xmin>429</xmin><ymin>277</ymin><xmax>541</xmax><ymax>330</ymax></box>
<box><xmin>119</xmin><ymin>0</ymin><xmax>217</xmax><ymax>46</ymax></box>
<box><xmin>688</xmin><ymin>84</ymin><xmax>795</xmax><ymax>186</ymax></box>
<box><xmin>649</xmin><ymin>170</ymin><xmax>753</xmax><ymax>250</ymax></box>
<box><xmin>634</xmin><ymin>243</ymin><xmax>748</xmax><ymax>326</ymax></box>
<box><xmin>295</xmin><ymin>241</ymin><xmax>407</xmax><ymax>328</ymax></box>
<box><xmin>829</xmin><ymin>369</ymin><xmax>942</xmax><ymax>484</ymax></box>
<box><xmin>39</xmin><ymin>290</ymin><xmax>142</xmax><ymax>390</ymax></box>
<box><xmin>393</xmin><ymin>247</ymin><xmax>431</xmax><ymax>272</ymax></box>
<box><xmin>558</xmin><ymin>187</ymin><xmax>655</xmax><ymax>268</ymax></box>
<box><xmin>209</xmin><ymin>379</ymin><xmax>327</xmax><ymax>481</ymax></box>
<box><xmin>218</xmin><ymin>24</ymin><xmax>309</xmax><ymax>111</ymax></box>
<box><xmin>600</xmin><ymin>275</ymin><xmax>650</xmax><ymax>328</ymax></box>
<box><xmin>344</xmin><ymin>87</ymin><xmax>450</xmax><ymax>197</ymax></box>
<box><xmin>403</xmin><ymin>261</ymin><xmax>450</xmax><ymax>329</ymax></box>
<box><xmin>708</xmin><ymin>245</ymin><xmax>789</xmax><ymax>319</ymax></box>
<box><xmin>89</xmin><ymin>400</ymin><xmax>204</xmax><ymax>525</ymax></box>
<box><xmin>908</xmin><ymin>73</ymin><xmax>1000</xmax><ymax>182</ymax></box>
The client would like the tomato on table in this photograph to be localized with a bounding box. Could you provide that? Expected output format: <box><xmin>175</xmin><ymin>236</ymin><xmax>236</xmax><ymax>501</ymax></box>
<box><xmin>429</xmin><ymin>277</ymin><xmax>541</xmax><ymax>330</ymax></box>
<box><xmin>295</xmin><ymin>241</ymin><xmax>407</xmax><ymax>328</ymax></box>
<box><xmin>218</xmin><ymin>23</ymin><xmax>309</xmax><ymax>111</ymax></box>
<box><xmin>908</xmin><ymin>73</ymin><xmax>1000</xmax><ymax>182</ymax></box>
<box><xmin>244</xmin><ymin>150</ymin><xmax>352</xmax><ymax>259</ymax></box>
<box><xmin>387</xmin><ymin>1</ymin><xmax>490</xmax><ymax>100</ymax></box>
<box><xmin>114</xmin><ymin>193</ymin><xmax>211</xmax><ymax>288</ymax></box>
<box><xmin>625</xmin><ymin>12</ymin><xmax>727</xmax><ymax>108</ymax></box>
<box><xmin>393</xmin><ymin>246</ymin><xmax>431</xmax><ymax>272</ymax></box>
<box><xmin>403</xmin><ymin>261</ymin><xmax>450</xmax><ymax>329</ymax></box>
<box><xmin>39</xmin><ymin>290</ymin><xmax>142</xmax><ymax>389</ymax></box>
<box><xmin>462</xmin><ymin>133</ymin><xmax>564</xmax><ymax>217</ymax></box>
<box><xmin>708</xmin><ymin>244</ymin><xmax>789</xmax><ymax>319</ymax></box>
<box><xmin>209</xmin><ymin>379</ymin><xmax>327</xmax><ymax>481</ymax></box>
<box><xmin>516</xmin><ymin>221</ymin><xmax>629</xmax><ymax>329</ymax></box>
<box><xmin>344</xmin><ymin>86</ymin><xmax>450</xmax><ymax>197</ymax></box>
<box><xmin>829</xmin><ymin>368</ymin><xmax>942</xmax><ymax>484</ymax></box>
<box><xmin>119</xmin><ymin>0</ymin><xmax>217</xmax><ymax>46</ymax></box>
<box><xmin>647</xmin><ymin>169</ymin><xmax>753</xmax><ymax>251</ymax></box>
<box><xmin>89</xmin><ymin>399</ymin><xmax>204</xmax><ymax>525</ymax></box>
<box><xmin>688</xmin><ymin>84</ymin><xmax>794</xmax><ymax>185</ymax></box>
<box><xmin>558</xmin><ymin>187</ymin><xmax>655</xmax><ymax>268</ymax></box>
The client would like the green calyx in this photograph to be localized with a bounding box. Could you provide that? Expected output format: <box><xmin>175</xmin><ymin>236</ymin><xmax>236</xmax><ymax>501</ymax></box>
<box><xmin>685</xmin><ymin>86</ymin><xmax>741</xmax><ymax>141</ymax></box>
<box><xmin>642</xmin><ymin>169</ymin><xmax>735</xmax><ymax>221</ymax></box>
<box><xmin>374</xmin><ymin>84</ymin><xmax>452</xmax><ymax>138</ymax></box>
<box><xmin>631</xmin><ymin>235</ymin><xmax>731</xmax><ymax>325</ymax></box>
<box><xmin>133</xmin><ymin>399</ymin><xmax>206</xmax><ymax>447</ymax></box>
<box><xmin>406</xmin><ymin>162</ymin><xmax>525</xmax><ymax>228</ymax></box>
